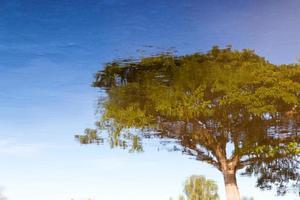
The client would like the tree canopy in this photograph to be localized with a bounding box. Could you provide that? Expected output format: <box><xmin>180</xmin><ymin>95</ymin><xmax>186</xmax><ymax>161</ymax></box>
<box><xmin>76</xmin><ymin>46</ymin><xmax>300</xmax><ymax>199</ymax></box>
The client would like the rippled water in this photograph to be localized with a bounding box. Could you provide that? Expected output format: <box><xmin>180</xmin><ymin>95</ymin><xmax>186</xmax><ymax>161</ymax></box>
<box><xmin>1</xmin><ymin>1</ymin><xmax>300</xmax><ymax>200</ymax></box>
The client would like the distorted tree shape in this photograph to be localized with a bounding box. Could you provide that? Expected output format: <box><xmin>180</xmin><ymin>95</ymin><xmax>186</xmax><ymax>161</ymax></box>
<box><xmin>76</xmin><ymin>46</ymin><xmax>300</xmax><ymax>200</ymax></box>
<box><xmin>170</xmin><ymin>175</ymin><xmax>219</xmax><ymax>200</ymax></box>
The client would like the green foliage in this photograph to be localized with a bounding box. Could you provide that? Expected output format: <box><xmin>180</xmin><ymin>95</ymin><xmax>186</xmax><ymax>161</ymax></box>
<box><xmin>75</xmin><ymin>128</ymin><xmax>102</xmax><ymax>144</ymax></box>
<box><xmin>95</xmin><ymin>46</ymin><xmax>300</xmax><ymax>123</ymax></box>
<box><xmin>171</xmin><ymin>175</ymin><xmax>219</xmax><ymax>200</ymax></box>
<box><xmin>77</xmin><ymin>46</ymin><xmax>300</xmax><ymax>196</ymax></box>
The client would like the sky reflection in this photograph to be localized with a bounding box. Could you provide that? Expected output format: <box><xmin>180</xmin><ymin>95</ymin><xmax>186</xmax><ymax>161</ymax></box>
<box><xmin>1</xmin><ymin>0</ymin><xmax>300</xmax><ymax>199</ymax></box>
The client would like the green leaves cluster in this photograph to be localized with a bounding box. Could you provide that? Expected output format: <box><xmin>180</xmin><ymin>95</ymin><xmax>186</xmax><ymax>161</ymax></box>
<box><xmin>95</xmin><ymin>46</ymin><xmax>300</xmax><ymax>124</ymax></box>
<box><xmin>77</xmin><ymin>46</ymin><xmax>300</xmax><ymax>196</ymax></box>
<box><xmin>170</xmin><ymin>175</ymin><xmax>219</xmax><ymax>200</ymax></box>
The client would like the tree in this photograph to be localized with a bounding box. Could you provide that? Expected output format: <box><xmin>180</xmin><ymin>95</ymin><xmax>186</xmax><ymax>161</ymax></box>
<box><xmin>172</xmin><ymin>175</ymin><xmax>219</xmax><ymax>200</ymax></box>
<box><xmin>76</xmin><ymin>46</ymin><xmax>300</xmax><ymax>200</ymax></box>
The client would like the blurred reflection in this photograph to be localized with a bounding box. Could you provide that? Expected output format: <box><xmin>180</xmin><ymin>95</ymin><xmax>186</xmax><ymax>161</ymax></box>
<box><xmin>0</xmin><ymin>187</ymin><xmax>7</xmax><ymax>200</ymax></box>
<box><xmin>76</xmin><ymin>47</ymin><xmax>300</xmax><ymax>200</ymax></box>
<box><xmin>170</xmin><ymin>175</ymin><xmax>219</xmax><ymax>200</ymax></box>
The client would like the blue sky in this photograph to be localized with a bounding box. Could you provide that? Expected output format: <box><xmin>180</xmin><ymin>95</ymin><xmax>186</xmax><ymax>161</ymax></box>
<box><xmin>0</xmin><ymin>0</ymin><xmax>300</xmax><ymax>199</ymax></box>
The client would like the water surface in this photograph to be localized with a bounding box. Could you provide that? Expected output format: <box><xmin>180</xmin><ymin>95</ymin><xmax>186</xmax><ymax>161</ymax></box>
<box><xmin>1</xmin><ymin>1</ymin><xmax>300</xmax><ymax>199</ymax></box>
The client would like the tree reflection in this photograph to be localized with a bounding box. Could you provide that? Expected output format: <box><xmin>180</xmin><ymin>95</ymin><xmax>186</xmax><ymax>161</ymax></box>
<box><xmin>170</xmin><ymin>175</ymin><xmax>219</xmax><ymax>200</ymax></box>
<box><xmin>76</xmin><ymin>46</ymin><xmax>300</xmax><ymax>200</ymax></box>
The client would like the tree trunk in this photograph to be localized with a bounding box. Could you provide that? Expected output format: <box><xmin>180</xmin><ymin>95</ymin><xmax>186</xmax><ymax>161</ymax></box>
<box><xmin>223</xmin><ymin>170</ymin><xmax>240</xmax><ymax>200</ymax></box>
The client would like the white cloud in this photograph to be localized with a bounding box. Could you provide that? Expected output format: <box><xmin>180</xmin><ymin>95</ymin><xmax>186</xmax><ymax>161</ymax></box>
<box><xmin>0</xmin><ymin>187</ymin><xmax>7</xmax><ymax>200</ymax></box>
